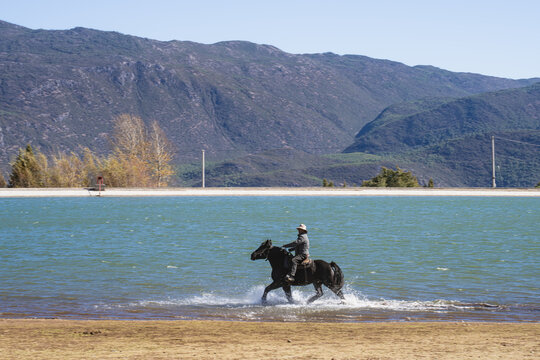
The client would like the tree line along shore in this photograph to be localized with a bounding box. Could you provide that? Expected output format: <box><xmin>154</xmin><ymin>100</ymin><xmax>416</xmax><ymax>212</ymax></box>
<box><xmin>0</xmin><ymin>114</ymin><xmax>174</xmax><ymax>189</ymax></box>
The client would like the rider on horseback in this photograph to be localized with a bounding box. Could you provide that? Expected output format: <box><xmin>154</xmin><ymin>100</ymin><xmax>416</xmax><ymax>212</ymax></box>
<box><xmin>282</xmin><ymin>224</ymin><xmax>310</xmax><ymax>283</ymax></box>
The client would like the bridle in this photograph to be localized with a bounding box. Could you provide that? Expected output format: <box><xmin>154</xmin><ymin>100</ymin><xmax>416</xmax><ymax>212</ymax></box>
<box><xmin>262</xmin><ymin>246</ymin><xmax>271</xmax><ymax>261</ymax></box>
<box><xmin>254</xmin><ymin>245</ymin><xmax>272</xmax><ymax>261</ymax></box>
<box><xmin>253</xmin><ymin>240</ymin><xmax>274</xmax><ymax>261</ymax></box>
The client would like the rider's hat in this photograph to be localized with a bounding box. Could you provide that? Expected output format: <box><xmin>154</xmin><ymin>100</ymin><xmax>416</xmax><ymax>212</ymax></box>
<box><xmin>296</xmin><ymin>224</ymin><xmax>307</xmax><ymax>232</ymax></box>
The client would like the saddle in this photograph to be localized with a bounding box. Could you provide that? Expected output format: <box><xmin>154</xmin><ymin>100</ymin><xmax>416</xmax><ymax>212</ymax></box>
<box><xmin>284</xmin><ymin>256</ymin><xmax>313</xmax><ymax>269</ymax></box>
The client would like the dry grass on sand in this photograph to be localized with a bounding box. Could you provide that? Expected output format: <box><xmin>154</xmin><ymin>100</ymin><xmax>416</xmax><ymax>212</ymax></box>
<box><xmin>0</xmin><ymin>319</ymin><xmax>538</xmax><ymax>359</ymax></box>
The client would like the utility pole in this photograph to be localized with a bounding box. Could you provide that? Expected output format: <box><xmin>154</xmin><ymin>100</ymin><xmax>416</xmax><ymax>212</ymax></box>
<box><xmin>202</xmin><ymin>149</ymin><xmax>205</xmax><ymax>188</ymax></box>
<box><xmin>491</xmin><ymin>136</ymin><xmax>496</xmax><ymax>188</ymax></box>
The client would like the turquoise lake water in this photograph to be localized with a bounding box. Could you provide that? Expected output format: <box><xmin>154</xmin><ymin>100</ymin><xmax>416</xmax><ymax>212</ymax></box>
<box><xmin>0</xmin><ymin>196</ymin><xmax>538</xmax><ymax>322</ymax></box>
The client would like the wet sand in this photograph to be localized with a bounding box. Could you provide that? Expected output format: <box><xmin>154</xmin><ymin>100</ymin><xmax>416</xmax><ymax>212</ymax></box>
<box><xmin>1</xmin><ymin>187</ymin><xmax>539</xmax><ymax>197</ymax></box>
<box><xmin>0</xmin><ymin>319</ymin><xmax>538</xmax><ymax>359</ymax></box>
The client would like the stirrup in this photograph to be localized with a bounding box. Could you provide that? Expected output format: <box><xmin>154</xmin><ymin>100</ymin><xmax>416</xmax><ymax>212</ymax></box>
<box><xmin>285</xmin><ymin>275</ymin><xmax>294</xmax><ymax>282</ymax></box>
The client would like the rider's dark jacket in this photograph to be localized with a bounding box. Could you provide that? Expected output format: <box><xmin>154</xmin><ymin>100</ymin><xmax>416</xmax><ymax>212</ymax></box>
<box><xmin>283</xmin><ymin>233</ymin><xmax>310</xmax><ymax>257</ymax></box>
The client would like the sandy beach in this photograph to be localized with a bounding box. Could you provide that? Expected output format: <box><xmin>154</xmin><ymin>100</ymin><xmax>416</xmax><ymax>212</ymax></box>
<box><xmin>0</xmin><ymin>319</ymin><xmax>538</xmax><ymax>359</ymax></box>
<box><xmin>1</xmin><ymin>187</ymin><xmax>539</xmax><ymax>197</ymax></box>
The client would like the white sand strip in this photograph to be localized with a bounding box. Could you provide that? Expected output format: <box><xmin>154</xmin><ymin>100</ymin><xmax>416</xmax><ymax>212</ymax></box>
<box><xmin>0</xmin><ymin>187</ymin><xmax>539</xmax><ymax>197</ymax></box>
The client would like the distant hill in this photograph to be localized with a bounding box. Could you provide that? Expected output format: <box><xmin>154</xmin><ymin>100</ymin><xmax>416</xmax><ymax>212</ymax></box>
<box><xmin>1</xmin><ymin>19</ymin><xmax>538</xmax><ymax>178</ymax></box>
<box><xmin>345</xmin><ymin>83</ymin><xmax>540</xmax><ymax>153</ymax></box>
<box><xmin>344</xmin><ymin>83</ymin><xmax>540</xmax><ymax>187</ymax></box>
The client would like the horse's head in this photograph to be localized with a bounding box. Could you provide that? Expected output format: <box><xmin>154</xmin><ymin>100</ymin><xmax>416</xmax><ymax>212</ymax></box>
<box><xmin>250</xmin><ymin>239</ymin><xmax>273</xmax><ymax>260</ymax></box>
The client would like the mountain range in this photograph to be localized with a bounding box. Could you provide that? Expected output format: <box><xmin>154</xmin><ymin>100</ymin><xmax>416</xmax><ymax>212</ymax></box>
<box><xmin>1</xmin><ymin>20</ymin><xmax>539</xmax><ymax>186</ymax></box>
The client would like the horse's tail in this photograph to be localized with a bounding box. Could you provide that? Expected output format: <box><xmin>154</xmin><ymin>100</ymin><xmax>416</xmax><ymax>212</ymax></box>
<box><xmin>330</xmin><ymin>261</ymin><xmax>344</xmax><ymax>290</ymax></box>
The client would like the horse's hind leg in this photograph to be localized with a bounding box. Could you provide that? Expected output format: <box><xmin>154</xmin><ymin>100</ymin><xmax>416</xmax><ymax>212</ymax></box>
<box><xmin>324</xmin><ymin>279</ymin><xmax>345</xmax><ymax>301</ymax></box>
<box><xmin>283</xmin><ymin>285</ymin><xmax>293</xmax><ymax>303</ymax></box>
<box><xmin>332</xmin><ymin>288</ymin><xmax>345</xmax><ymax>300</ymax></box>
<box><xmin>307</xmin><ymin>281</ymin><xmax>323</xmax><ymax>303</ymax></box>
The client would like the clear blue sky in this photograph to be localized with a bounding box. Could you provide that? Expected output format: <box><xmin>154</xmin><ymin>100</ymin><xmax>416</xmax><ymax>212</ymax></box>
<box><xmin>2</xmin><ymin>0</ymin><xmax>539</xmax><ymax>79</ymax></box>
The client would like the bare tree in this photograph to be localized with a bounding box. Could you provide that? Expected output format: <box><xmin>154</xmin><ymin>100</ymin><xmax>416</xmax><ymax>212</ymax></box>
<box><xmin>148</xmin><ymin>120</ymin><xmax>174</xmax><ymax>187</ymax></box>
<box><xmin>106</xmin><ymin>114</ymin><xmax>175</xmax><ymax>187</ymax></box>
<box><xmin>109</xmin><ymin>114</ymin><xmax>151</xmax><ymax>186</ymax></box>
<box><xmin>48</xmin><ymin>152</ymin><xmax>84</xmax><ymax>187</ymax></box>
<box><xmin>112</xmin><ymin>114</ymin><xmax>148</xmax><ymax>158</ymax></box>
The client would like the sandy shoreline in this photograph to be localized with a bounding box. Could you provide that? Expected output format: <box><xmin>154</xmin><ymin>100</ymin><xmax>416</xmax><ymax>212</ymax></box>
<box><xmin>1</xmin><ymin>187</ymin><xmax>539</xmax><ymax>197</ymax></box>
<box><xmin>0</xmin><ymin>319</ymin><xmax>537</xmax><ymax>359</ymax></box>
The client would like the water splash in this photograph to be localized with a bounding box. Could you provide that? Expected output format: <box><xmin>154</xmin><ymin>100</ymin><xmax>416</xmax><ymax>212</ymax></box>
<box><xmin>104</xmin><ymin>285</ymin><xmax>505</xmax><ymax>321</ymax></box>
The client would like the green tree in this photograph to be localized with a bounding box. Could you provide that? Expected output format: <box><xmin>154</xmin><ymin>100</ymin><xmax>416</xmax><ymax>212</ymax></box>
<box><xmin>322</xmin><ymin>178</ymin><xmax>329</xmax><ymax>187</ymax></box>
<box><xmin>9</xmin><ymin>145</ymin><xmax>46</xmax><ymax>187</ymax></box>
<box><xmin>536</xmin><ymin>181</ymin><xmax>540</xmax><ymax>188</ymax></box>
<box><xmin>427</xmin><ymin>178</ymin><xmax>434</xmax><ymax>188</ymax></box>
<box><xmin>362</xmin><ymin>167</ymin><xmax>420</xmax><ymax>187</ymax></box>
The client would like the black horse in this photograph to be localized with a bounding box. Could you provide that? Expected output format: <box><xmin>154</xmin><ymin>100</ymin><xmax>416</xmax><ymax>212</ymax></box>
<box><xmin>250</xmin><ymin>239</ymin><xmax>345</xmax><ymax>304</ymax></box>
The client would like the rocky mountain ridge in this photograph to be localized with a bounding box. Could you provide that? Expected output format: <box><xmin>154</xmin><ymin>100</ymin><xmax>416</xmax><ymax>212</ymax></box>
<box><xmin>1</xmin><ymin>20</ymin><xmax>539</xmax><ymax>186</ymax></box>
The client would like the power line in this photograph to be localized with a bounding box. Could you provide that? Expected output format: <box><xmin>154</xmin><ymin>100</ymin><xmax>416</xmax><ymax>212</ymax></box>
<box><xmin>497</xmin><ymin>153</ymin><xmax>540</xmax><ymax>163</ymax></box>
<box><xmin>493</xmin><ymin>136</ymin><xmax>540</xmax><ymax>148</ymax></box>
<box><xmin>181</xmin><ymin>146</ymin><xmax>346</xmax><ymax>155</ymax></box>
<box><xmin>211</xmin><ymin>146</ymin><xmax>346</xmax><ymax>152</ymax></box>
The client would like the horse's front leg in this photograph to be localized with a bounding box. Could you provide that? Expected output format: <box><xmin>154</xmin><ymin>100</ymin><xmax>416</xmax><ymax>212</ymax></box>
<box><xmin>307</xmin><ymin>281</ymin><xmax>324</xmax><ymax>303</ymax></box>
<box><xmin>261</xmin><ymin>281</ymin><xmax>282</xmax><ymax>305</ymax></box>
<box><xmin>282</xmin><ymin>284</ymin><xmax>293</xmax><ymax>303</ymax></box>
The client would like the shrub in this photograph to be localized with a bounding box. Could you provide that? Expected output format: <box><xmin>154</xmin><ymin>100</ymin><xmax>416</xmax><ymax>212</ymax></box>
<box><xmin>362</xmin><ymin>167</ymin><xmax>420</xmax><ymax>187</ymax></box>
